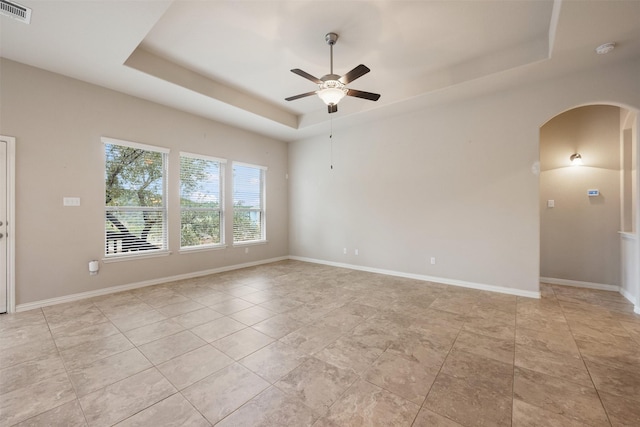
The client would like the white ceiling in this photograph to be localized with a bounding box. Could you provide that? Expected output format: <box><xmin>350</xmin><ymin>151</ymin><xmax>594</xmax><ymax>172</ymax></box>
<box><xmin>1</xmin><ymin>0</ymin><xmax>639</xmax><ymax>142</ymax></box>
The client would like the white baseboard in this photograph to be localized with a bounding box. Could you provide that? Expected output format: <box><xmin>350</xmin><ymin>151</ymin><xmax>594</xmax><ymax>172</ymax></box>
<box><xmin>15</xmin><ymin>256</ymin><xmax>289</xmax><ymax>312</ymax></box>
<box><xmin>619</xmin><ymin>287</ymin><xmax>640</xmax><ymax>313</ymax></box>
<box><xmin>540</xmin><ymin>277</ymin><xmax>620</xmax><ymax>292</ymax></box>
<box><xmin>542</xmin><ymin>276</ymin><xmax>640</xmax><ymax>313</ymax></box>
<box><xmin>291</xmin><ymin>256</ymin><xmax>541</xmax><ymax>299</ymax></box>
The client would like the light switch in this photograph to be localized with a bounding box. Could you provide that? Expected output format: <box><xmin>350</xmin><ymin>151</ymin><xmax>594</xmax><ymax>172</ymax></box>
<box><xmin>63</xmin><ymin>197</ymin><xmax>81</xmax><ymax>206</ymax></box>
<box><xmin>547</xmin><ymin>200</ymin><xmax>555</xmax><ymax>208</ymax></box>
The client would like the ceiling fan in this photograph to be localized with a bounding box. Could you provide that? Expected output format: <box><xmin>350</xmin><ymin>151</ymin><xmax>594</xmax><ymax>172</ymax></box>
<box><xmin>285</xmin><ymin>32</ymin><xmax>380</xmax><ymax>114</ymax></box>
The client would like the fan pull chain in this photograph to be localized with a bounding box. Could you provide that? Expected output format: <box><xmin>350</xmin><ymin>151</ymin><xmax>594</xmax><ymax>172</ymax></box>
<box><xmin>330</xmin><ymin>116</ymin><xmax>333</xmax><ymax>170</ymax></box>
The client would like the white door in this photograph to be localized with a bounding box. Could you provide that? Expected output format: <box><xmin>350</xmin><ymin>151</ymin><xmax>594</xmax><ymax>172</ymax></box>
<box><xmin>0</xmin><ymin>139</ymin><xmax>7</xmax><ymax>313</ymax></box>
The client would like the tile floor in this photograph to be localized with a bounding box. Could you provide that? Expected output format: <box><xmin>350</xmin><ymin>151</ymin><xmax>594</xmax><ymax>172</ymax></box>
<box><xmin>1</xmin><ymin>260</ymin><xmax>640</xmax><ymax>426</ymax></box>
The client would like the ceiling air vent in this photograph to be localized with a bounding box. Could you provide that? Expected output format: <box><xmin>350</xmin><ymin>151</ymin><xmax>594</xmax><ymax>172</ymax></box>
<box><xmin>0</xmin><ymin>0</ymin><xmax>31</xmax><ymax>24</ymax></box>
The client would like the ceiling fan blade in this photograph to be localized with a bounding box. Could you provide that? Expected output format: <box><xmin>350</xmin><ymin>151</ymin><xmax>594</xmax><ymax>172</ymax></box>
<box><xmin>346</xmin><ymin>89</ymin><xmax>380</xmax><ymax>101</ymax></box>
<box><xmin>339</xmin><ymin>64</ymin><xmax>370</xmax><ymax>84</ymax></box>
<box><xmin>328</xmin><ymin>104</ymin><xmax>338</xmax><ymax>114</ymax></box>
<box><xmin>290</xmin><ymin>69</ymin><xmax>323</xmax><ymax>84</ymax></box>
<box><xmin>285</xmin><ymin>91</ymin><xmax>318</xmax><ymax>101</ymax></box>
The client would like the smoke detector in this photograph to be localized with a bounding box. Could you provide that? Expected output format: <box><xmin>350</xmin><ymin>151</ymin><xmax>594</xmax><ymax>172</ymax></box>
<box><xmin>595</xmin><ymin>42</ymin><xmax>615</xmax><ymax>55</ymax></box>
<box><xmin>0</xmin><ymin>0</ymin><xmax>31</xmax><ymax>24</ymax></box>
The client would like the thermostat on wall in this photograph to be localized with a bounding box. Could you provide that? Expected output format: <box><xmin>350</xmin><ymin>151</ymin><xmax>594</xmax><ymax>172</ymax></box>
<box><xmin>587</xmin><ymin>189</ymin><xmax>599</xmax><ymax>197</ymax></box>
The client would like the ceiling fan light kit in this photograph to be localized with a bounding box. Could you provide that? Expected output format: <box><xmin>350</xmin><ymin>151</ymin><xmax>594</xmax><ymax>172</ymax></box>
<box><xmin>285</xmin><ymin>32</ymin><xmax>380</xmax><ymax>114</ymax></box>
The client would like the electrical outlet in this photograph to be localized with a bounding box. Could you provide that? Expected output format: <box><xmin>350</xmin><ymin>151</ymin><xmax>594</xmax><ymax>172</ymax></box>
<box><xmin>430</xmin><ymin>257</ymin><xmax>436</xmax><ymax>265</ymax></box>
<box><xmin>245</xmin><ymin>247</ymin><xmax>249</xmax><ymax>254</ymax></box>
<box><xmin>343</xmin><ymin>248</ymin><xmax>347</xmax><ymax>254</ymax></box>
<box><xmin>355</xmin><ymin>249</ymin><xmax>359</xmax><ymax>256</ymax></box>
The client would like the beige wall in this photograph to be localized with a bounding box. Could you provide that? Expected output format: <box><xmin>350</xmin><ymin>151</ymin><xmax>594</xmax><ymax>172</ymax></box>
<box><xmin>0</xmin><ymin>59</ymin><xmax>289</xmax><ymax>306</ymax></box>
<box><xmin>289</xmin><ymin>59</ymin><xmax>640</xmax><ymax>295</ymax></box>
<box><xmin>540</xmin><ymin>106</ymin><xmax>621</xmax><ymax>286</ymax></box>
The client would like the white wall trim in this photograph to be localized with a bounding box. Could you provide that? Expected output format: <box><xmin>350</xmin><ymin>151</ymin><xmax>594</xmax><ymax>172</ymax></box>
<box><xmin>540</xmin><ymin>276</ymin><xmax>620</xmax><ymax>292</ymax></box>
<box><xmin>1</xmin><ymin>135</ymin><xmax>16</xmax><ymax>313</ymax></box>
<box><xmin>291</xmin><ymin>256</ymin><xmax>541</xmax><ymax>299</ymax></box>
<box><xmin>542</xmin><ymin>276</ymin><xmax>640</xmax><ymax>313</ymax></box>
<box><xmin>619</xmin><ymin>287</ymin><xmax>640</xmax><ymax>313</ymax></box>
<box><xmin>16</xmin><ymin>256</ymin><xmax>288</xmax><ymax>312</ymax></box>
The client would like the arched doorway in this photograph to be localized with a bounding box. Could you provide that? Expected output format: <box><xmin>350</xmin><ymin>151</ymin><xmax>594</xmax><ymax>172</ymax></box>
<box><xmin>539</xmin><ymin>104</ymin><xmax>639</xmax><ymax>312</ymax></box>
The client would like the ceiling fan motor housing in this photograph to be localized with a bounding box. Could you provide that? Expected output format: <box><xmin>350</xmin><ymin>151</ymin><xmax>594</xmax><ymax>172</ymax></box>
<box><xmin>325</xmin><ymin>32</ymin><xmax>338</xmax><ymax>45</ymax></box>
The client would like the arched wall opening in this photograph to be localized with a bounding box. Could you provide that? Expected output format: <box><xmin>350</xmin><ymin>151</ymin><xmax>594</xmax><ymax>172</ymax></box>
<box><xmin>539</xmin><ymin>103</ymin><xmax>639</xmax><ymax>312</ymax></box>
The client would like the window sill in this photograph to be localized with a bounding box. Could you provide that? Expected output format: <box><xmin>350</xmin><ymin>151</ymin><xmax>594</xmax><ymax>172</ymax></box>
<box><xmin>232</xmin><ymin>240</ymin><xmax>268</xmax><ymax>248</ymax></box>
<box><xmin>103</xmin><ymin>250</ymin><xmax>171</xmax><ymax>263</ymax></box>
<box><xmin>179</xmin><ymin>245</ymin><xmax>227</xmax><ymax>254</ymax></box>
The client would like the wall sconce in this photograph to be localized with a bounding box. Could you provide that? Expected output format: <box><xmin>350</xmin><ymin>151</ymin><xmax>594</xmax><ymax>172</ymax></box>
<box><xmin>570</xmin><ymin>153</ymin><xmax>583</xmax><ymax>166</ymax></box>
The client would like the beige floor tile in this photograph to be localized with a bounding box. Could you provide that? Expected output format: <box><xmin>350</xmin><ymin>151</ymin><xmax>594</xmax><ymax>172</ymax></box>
<box><xmin>4</xmin><ymin>263</ymin><xmax>640</xmax><ymax>427</ymax></box>
<box><xmin>251</xmin><ymin>313</ymin><xmax>306</xmax><ymax>339</ymax></box>
<box><xmin>275</xmin><ymin>357</ymin><xmax>358</xmax><ymax>412</ymax></box>
<box><xmin>599</xmin><ymin>391</ymin><xmax>640</xmax><ymax>426</ymax></box>
<box><xmin>364</xmin><ymin>349</ymin><xmax>439</xmax><ymax>405</ymax></box>
<box><xmin>183</xmin><ymin>363</ymin><xmax>269</xmax><ymax>425</ymax></box>
<box><xmin>114</xmin><ymin>393</ymin><xmax>209</xmax><ymax>426</ymax></box>
<box><xmin>513</xmin><ymin>367</ymin><xmax>609</xmax><ymax>426</ymax></box>
<box><xmin>0</xmin><ymin>354</ymin><xmax>67</xmax><ymax>395</ymax></box>
<box><xmin>0</xmin><ymin>334</ymin><xmax>58</xmax><ymax>369</ymax></box>
<box><xmin>157</xmin><ymin>300</ymin><xmax>206</xmax><ymax>317</ymax></box>
<box><xmin>585</xmin><ymin>359</ymin><xmax>640</xmax><ymax>401</ymax></box>
<box><xmin>107</xmin><ymin>309</ymin><xmax>167</xmax><ymax>332</ymax></box>
<box><xmin>190</xmin><ymin>316</ymin><xmax>246</xmax><ymax>342</ymax></box>
<box><xmin>387</xmin><ymin>329</ymin><xmax>452</xmax><ymax>365</ymax></box>
<box><xmin>315</xmin><ymin>379</ymin><xmax>419</xmax><ymax>426</ymax></box>
<box><xmin>0</xmin><ymin>309</ymin><xmax>47</xmax><ymax>333</ymax></box>
<box><xmin>194</xmin><ymin>291</ymin><xmax>235</xmax><ymax>307</ymax></box>
<box><xmin>240</xmin><ymin>341</ymin><xmax>310</xmax><ymax>383</ymax></box>
<box><xmin>452</xmin><ymin>330</ymin><xmax>514</xmax><ymax>364</ymax></box>
<box><xmin>440</xmin><ymin>349</ymin><xmax>513</xmax><ymax>396</ymax></box>
<box><xmin>208</xmin><ymin>297</ymin><xmax>255</xmax><ymax>315</ymax></box>
<box><xmin>424</xmin><ymin>373</ymin><xmax>512</xmax><ymax>427</ymax></box>
<box><xmin>314</xmin><ymin>335</ymin><xmax>384</xmax><ymax>376</ymax></box>
<box><xmin>515</xmin><ymin>326</ymin><xmax>581</xmax><ymax>357</ymax></box>
<box><xmin>157</xmin><ymin>345</ymin><xmax>234</xmax><ymax>390</ymax></box>
<box><xmin>279</xmin><ymin>324</ymin><xmax>342</xmax><ymax>354</ymax></box>
<box><xmin>620</xmin><ymin>320</ymin><xmax>640</xmax><ymax>345</ymax></box>
<box><xmin>0</xmin><ymin>322</ymin><xmax>52</xmax><ymax>349</ymax></box>
<box><xmin>13</xmin><ymin>399</ymin><xmax>87</xmax><ymax>427</ymax></box>
<box><xmin>52</xmin><ymin>321</ymin><xmax>121</xmax><ymax>352</ymax></box>
<box><xmin>212</xmin><ymin>327</ymin><xmax>274</xmax><ymax>360</ymax></box>
<box><xmin>123</xmin><ymin>319</ymin><xmax>185</xmax><ymax>346</ymax></box>
<box><xmin>515</xmin><ymin>344</ymin><xmax>592</xmax><ymax>387</ymax></box>
<box><xmin>258</xmin><ymin>296</ymin><xmax>303</xmax><ymax>313</ymax></box>
<box><xmin>79</xmin><ymin>368</ymin><xmax>175</xmax><ymax>427</ymax></box>
<box><xmin>576</xmin><ymin>338</ymin><xmax>640</xmax><ymax>372</ymax></box>
<box><xmin>216</xmin><ymin>386</ymin><xmax>317</xmax><ymax>427</ymax></box>
<box><xmin>462</xmin><ymin>315</ymin><xmax>515</xmax><ymax>341</ymax></box>
<box><xmin>60</xmin><ymin>333</ymin><xmax>134</xmax><ymax>370</ymax></box>
<box><xmin>238</xmin><ymin>289</ymin><xmax>280</xmax><ymax>304</ymax></box>
<box><xmin>68</xmin><ymin>348</ymin><xmax>152</xmax><ymax>397</ymax></box>
<box><xmin>43</xmin><ymin>302</ymin><xmax>109</xmax><ymax>334</ymax></box>
<box><xmin>138</xmin><ymin>330</ymin><xmax>206</xmax><ymax>365</ymax></box>
<box><xmin>0</xmin><ymin>373</ymin><xmax>77</xmax><ymax>426</ymax></box>
<box><xmin>171</xmin><ymin>307</ymin><xmax>224</xmax><ymax>329</ymax></box>
<box><xmin>229</xmin><ymin>305</ymin><xmax>276</xmax><ymax>326</ymax></box>
<box><xmin>412</xmin><ymin>408</ymin><xmax>464</xmax><ymax>427</ymax></box>
<box><xmin>512</xmin><ymin>398</ymin><xmax>591</xmax><ymax>427</ymax></box>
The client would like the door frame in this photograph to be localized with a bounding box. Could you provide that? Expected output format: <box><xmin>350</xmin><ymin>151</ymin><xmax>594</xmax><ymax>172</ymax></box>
<box><xmin>1</xmin><ymin>135</ymin><xmax>16</xmax><ymax>313</ymax></box>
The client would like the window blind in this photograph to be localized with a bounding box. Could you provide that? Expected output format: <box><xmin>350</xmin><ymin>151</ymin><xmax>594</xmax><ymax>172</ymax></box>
<box><xmin>232</xmin><ymin>162</ymin><xmax>266</xmax><ymax>243</ymax></box>
<box><xmin>180</xmin><ymin>152</ymin><xmax>226</xmax><ymax>248</ymax></box>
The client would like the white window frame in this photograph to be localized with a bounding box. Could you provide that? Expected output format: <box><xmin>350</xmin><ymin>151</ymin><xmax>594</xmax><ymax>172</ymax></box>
<box><xmin>232</xmin><ymin>161</ymin><xmax>267</xmax><ymax>245</ymax></box>
<box><xmin>179</xmin><ymin>152</ymin><xmax>227</xmax><ymax>251</ymax></box>
<box><xmin>103</xmin><ymin>137</ymin><xmax>169</xmax><ymax>260</ymax></box>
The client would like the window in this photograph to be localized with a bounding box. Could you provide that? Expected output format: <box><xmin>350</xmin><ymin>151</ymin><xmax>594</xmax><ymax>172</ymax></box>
<box><xmin>233</xmin><ymin>162</ymin><xmax>266</xmax><ymax>243</ymax></box>
<box><xmin>104</xmin><ymin>138</ymin><xmax>168</xmax><ymax>257</ymax></box>
<box><xmin>180</xmin><ymin>153</ymin><xmax>225</xmax><ymax>249</ymax></box>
